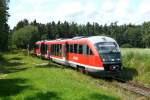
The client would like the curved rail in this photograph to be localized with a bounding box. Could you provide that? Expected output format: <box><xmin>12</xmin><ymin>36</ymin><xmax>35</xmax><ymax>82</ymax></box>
<box><xmin>111</xmin><ymin>76</ymin><xmax>150</xmax><ymax>97</ymax></box>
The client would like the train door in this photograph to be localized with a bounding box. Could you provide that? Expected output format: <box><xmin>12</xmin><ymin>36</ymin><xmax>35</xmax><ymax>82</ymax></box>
<box><xmin>62</xmin><ymin>43</ymin><xmax>68</xmax><ymax>65</ymax></box>
<box><xmin>41</xmin><ymin>43</ymin><xmax>48</xmax><ymax>57</ymax></box>
<box><xmin>83</xmin><ymin>45</ymin><xmax>88</xmax><ymax>64</ymax></box>
<box><xmin>83</xmin><ymin>44</ymin><xmax>93</xmax><ymax>66</ymax></box>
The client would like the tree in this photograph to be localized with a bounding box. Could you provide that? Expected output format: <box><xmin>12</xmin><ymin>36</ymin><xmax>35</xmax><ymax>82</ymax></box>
<box><xmin>141</xmin><ymin>22</ymin><xmax>150</xmax><ymax>48</ymax></box>
<box><xmin>12</xmin><ymin>25</ymin><xmax>39</xmax><ymax>49</ymax></box>
<box><xmin>13</xmin><ymin>19</ymin><xmax>29</xmax><ymax>31</ymax></box>
<box><xmin>69</xmin><ymin>22</ymin><xmax>78</xmax><ymax>37</ymax></box>
<box><xmin>124</xmin><ymin>26</ymin><xmax>142</xmax><ymax>47</ymax></box>
<box><xmin>0</xmin><ymin>0</ymin><xmax>10</xmax><ymax>51</ymax></box>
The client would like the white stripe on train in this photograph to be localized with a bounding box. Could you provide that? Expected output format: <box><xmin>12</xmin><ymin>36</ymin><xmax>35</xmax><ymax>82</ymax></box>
<box><xmin>50</xmin><ymin>56</ymin><xmax>104</xmax><ymax>71</ymax></box>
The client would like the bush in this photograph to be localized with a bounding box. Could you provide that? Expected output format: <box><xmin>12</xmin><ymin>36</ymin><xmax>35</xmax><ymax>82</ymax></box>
<box><xmin>121</xmin><ymin>44</ymin><xmax>133</xmax><ymax>48</ymax></box>
<box><xmin>12</xmin><ymin>25</ymin><xmax>39</xmax><ymax>49</ymax></box>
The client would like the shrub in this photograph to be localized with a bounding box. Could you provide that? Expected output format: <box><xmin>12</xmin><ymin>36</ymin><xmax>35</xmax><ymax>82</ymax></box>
<box><xmin>121</xmin><ymin>44</ymin><xmax>133</xmax><ymax>48</ymax></box>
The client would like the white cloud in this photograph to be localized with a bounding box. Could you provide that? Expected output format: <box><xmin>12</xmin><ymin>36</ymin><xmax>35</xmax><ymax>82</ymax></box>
<box><xmin>115</xmin><ymin>0</ymin><xmax>131</xmax><ymax>17</ymax></box>
<box><xmin>8</xmin><ymin>0</ymin><xmax>150</xmax><ymax>29</ymax></box>
<box><xmin>54</xmin><ymin>1</ymin><xmax>83</xmax><ymax>17</ymax></box>
<box><xmin>100</xmin><ymin>0</ymin><xmax>116</xmax><ymax>13</ymax></box>
<box><xmin>138</xmin><ymin>0</ymin><xmax>150</xmax><ymax>14</ymax></box>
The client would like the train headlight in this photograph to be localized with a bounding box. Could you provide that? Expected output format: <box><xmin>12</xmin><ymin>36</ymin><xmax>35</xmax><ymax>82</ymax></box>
<box><xmin>111</xmin><ymin>59</ymin><xmax>114</xmax><ymax>61</ymax></box>
<box><xmin>102</xmin><ymin>59</ymin><xmax>105</xmax><ymax>61</ymax></box>
<box><xmin>117</xmin><ymin>58</ymin><xmax>120</xmax><ymax>61</ymax></box>
<box><xmin>113</xmin><ymin>66</ymin><xmax>116</xmax><ymax>69</ymax></box>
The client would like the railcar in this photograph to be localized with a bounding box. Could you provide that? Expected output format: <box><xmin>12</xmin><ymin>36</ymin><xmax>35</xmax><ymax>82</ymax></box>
<box><xmin>34</xmin><ymin>36</ymin><xmax>122</xmax><ymax>73</ymax></box>
<box><xmin>34</xmin><ymin>40</ymin><xmax>50</xmax><ymax>59</ymax></box>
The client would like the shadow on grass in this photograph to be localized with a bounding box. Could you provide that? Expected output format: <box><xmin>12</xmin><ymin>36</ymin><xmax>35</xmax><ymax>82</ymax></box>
<box><xmin>25</xmin><ymin>91</ymin><xmax>117</xmax><ymax>100</ymax></box>
<box><xmin>36</xmin><ymin>62</ymin><xmax>67</xmax><ymax>69</ymax></box>
<box><xmin>0</xmin><ymin>55</ymin><xmax>28</xmax><ymax>74</ymax></box>
<box><xmin>89</xmin><ymin>66</ymin><xmax>138</xmax><ymax>82</ymax></box>
<box><xmin>0</xmin><ymin>78</ymin><xmax>30</xmax><ymax>97</ymax></box>
<box><xmin>25</xmin><ymin>91</ymin><xmax>61</xmax><ymax>100</ymax></box>
<box><xmin>80</xmin><ymin>93</ymin><xmax>118</xmax><ymax>100</ymax></box>
<box><xmin>117</xmin><ymin>67</ymin><xmax>138</xmax><ymax>81</ymax></box>
<box><xmin>9</xmin><ymin>57</ymin><xmax>22</xmax><ymax>61</ymax></box>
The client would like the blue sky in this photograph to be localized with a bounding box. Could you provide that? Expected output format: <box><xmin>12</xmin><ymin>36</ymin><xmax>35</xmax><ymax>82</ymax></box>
<box><xmin>8</xmin><ymin>0</ymin><xmax>150</xmax><ymax>29</ymax></box>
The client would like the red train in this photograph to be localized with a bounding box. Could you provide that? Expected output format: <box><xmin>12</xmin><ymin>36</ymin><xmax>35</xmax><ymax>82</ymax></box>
<box><xmin>34</xmin><ymin>36</ymin><xmax>122</xmax><ymax>73</ymax></box>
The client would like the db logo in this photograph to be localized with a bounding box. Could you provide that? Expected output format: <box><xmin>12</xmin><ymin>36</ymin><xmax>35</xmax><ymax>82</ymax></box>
<box><xmin>73</xmin><ymin>56</ymin><xmax>78</xmax><ymax>60</ymax></box>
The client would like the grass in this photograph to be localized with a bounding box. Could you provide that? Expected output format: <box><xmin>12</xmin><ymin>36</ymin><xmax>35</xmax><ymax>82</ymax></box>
<box><xmin>121</xmin><ymin>48</ymin><xmax>150</xmax><ymax>87</ymax></box>
<box><xmin>0</xmin><ymin>51</ymin><xmax>143</xmax><ymax>100</ymax></box>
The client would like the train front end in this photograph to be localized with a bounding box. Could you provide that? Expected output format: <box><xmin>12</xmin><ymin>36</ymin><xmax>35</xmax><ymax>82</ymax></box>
<box><xmin>95</xmin><ymin>42</ymin><xmax>122</xmax><ymax>72</ymax></box>
<box><xmin>89</xmin><ymin>36</ymin><xmax>122</xmax><ymax>72</ymax></box>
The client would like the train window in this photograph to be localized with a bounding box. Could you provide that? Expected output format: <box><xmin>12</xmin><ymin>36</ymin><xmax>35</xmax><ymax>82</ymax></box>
<box><xmin>87</xmin><ymin>46</ymin><xmax>93</xmax><ymax>55</ymax></box>
<box><xmin>70</xmin><ymin>44</ymin><xmax>73</xmax><ymax>53</ymax></box>
<box><xmin>52</xmin><ymin>44</ymin><xmax>54</xmax><ymax>55</ymax></box>
<box><xmin>86</xmin><ymin>46</ymin><xmax>89</xmax><ymax>55</ymax></box>
<box><xmin>59</xmin><ymin>44</ymin><xmax>62</xmax><ymax>56</ymax></box>
<box><xmin>51</xmin><ymin>44</ymin><xmax>62</xmax><ymax>56</ymax></box>
<box><xmin>51</xmin><ymin>45</ymin><xmax>53</xmax><ymax>55</ymax></box>
<box><xmin>56</xmin><ymin>44</ymin><xmax>59</xmax><ymax>56</ymax></box>
<box><xmin>89</xmin><ymin>49</ymin><xmax>93</xmax><ymax>55</ymax></box>
<box><xmin>54</xmin><ymin>44</ymin><xmax>57</xmax><ymax>56</ymax></box>
<box><xmin>74</xmin><ymin>44</ymin><xmax>78</xmax><ymax>53</ymax></box>
<box><xmin>41</xmin><ymin>44</ymin><xmax>47</xmax><ymax>54</ymax></box>
<box><xmin>78</xmin><ymin>44</ymin><xmax>83</xmax><ymax>54</ymax></box>
<box><xmin>45</xmin><ymin>45</ymin><xmax>48</xmax><ymax>52</ymax></box>
<box><xmin>55</xmin><ymin>44</ymin><xmax>57</xmax><ymax>56</ymax></box>
<box><xmin>95</xmin><ymin>42</ymin><xmax>119</xmax><ymax>53</ymax></box>
<box><xmin>66</xmin><ymin>44</ymin><xmax>69</xmax><ymax>53</ymax></box>
<box><xmin>35</xmin><ymin>44</ymin><xmax>39</xmax><ymax>48</ymax></box>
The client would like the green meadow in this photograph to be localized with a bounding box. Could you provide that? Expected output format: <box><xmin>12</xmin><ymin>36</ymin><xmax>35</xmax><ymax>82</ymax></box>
<box><xmin>0</xmin><ymin>49</ymin><xmax>148</xmax><ymax>100</ymax></box>
<box><xmin>121</xmin><ymin>48</ymin><xmax>150</xmax><ymax>87</ymax></box>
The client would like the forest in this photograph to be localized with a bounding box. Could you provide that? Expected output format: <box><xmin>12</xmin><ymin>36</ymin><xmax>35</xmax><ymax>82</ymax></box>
<box><xmin>1</xmin><ymin>0</ymin><xmax>150</xmax><ymax>51</ymax></box>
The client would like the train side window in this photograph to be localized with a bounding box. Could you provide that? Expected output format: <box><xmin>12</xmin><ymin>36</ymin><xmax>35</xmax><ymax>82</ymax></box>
<box><xmin>70</xmin><ymin>44</ymin><xmax>73</xmax><ymax>53</ymax></box>
<box><xmin>74</xmin><ymin>44</ymin><xmax>78</xmax><ymax>53</ymax></box>
<box><xmin>78</xmin><ymin>44</ymin><xmax>83</xmax><ymax>54</ymax></box>
<box><xmin>89</xmin><ymin>49</ymin><xmax>93</xmax><ymax>55</ymax></box>
<box><xmin>54</xmin><ymin>44</ymin><xmax>56</xmax><ymax>56</ymax></box>
<box><xmin>59</xmin><ymin>44</ymin><xmax>62</xmax><ymax>56</ymax></box>
<box><xmin>50</xmin><ymin>45</ymin><xmax>53</xmax><ymax>55</ymax></box>
<box><xmin>56</xmin><ymin>44</ymin><xmax>58</xmax><ymax>56</ymax></box>
<box><xmin>83</xmin><ymin>45</ymin><xmax>93</xmax><ymax>55</ymax></box>
<box><xmin>35</xmin><ymin>44</ymin><xmax>39</xmax><ymax>49</ymax></box>
<box><xmin>66</xmin><ymin>44</ymin><xmax>69</xmax><ymax>53</ymax></box>
<box><xmin>86</xmin><ymin>46</ymin><xmax>89</xmax><ymax>55</ymax></box>
<box><xmin>55</xmin><ymin>44</ymin><xmax>57</xmax><ymax>55</ymax></box>
<box><xmin>51</xmin><ymin>45</ymin><xmax>53</xmax><ymax>55</ymax></box>
<box><xmin>52</xmin><ymin>44</ymin><xmax>54</xmax><ymax>55</ymax></box>
<box><xmin>41</xmin><ymin>44</ymin><xmax>46</xmax><ymax>54</ymax></box>
<box><xmin>45</xmin><ymin>45</ymin><xmax>48</xmax><ymax>52</ymax></box>
<box><xmin>87</xmin><ymin>46</ymin><xmax>93</xmax><ymax>55</ymax></box>
<box><xmin>83</xmin><ymin>45</ymin><xmax>87</xmax><ymax>55</ymax></box>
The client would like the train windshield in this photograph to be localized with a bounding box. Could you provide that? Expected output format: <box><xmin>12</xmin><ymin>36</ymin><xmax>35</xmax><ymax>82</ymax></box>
<box><xmin>95</xmin><ymin>42</ymin><xmax>120</xmax><ymax>53</ymax></box>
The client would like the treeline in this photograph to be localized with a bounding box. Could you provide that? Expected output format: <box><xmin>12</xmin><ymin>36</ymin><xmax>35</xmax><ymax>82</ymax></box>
<box><xmin>1</xmin><ymin>0</ymin><xmax>150</xmax><ymax>51</ymax></box>
<box><xmin>11</xmin><ymin>19</ymin><xmax>150</xmax><ymax>49</ymax></box>
<box><xmin>0</xmin><ymin>0</ymin><xmax>9</xmax><ymax>51</ymax></box>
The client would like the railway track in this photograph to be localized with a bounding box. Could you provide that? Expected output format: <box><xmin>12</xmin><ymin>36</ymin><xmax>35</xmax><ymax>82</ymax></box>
<box><xmin>111</xmin><ymin>76</ymin><xmax>150</xmax><ymax>98</ymax></box>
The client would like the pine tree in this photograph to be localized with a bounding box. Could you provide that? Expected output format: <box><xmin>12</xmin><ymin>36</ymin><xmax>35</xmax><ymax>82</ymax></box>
<box><xmin>0</xmin><ymin>0</ymin><xmax>10</xmax><ymax>51</ymax></box>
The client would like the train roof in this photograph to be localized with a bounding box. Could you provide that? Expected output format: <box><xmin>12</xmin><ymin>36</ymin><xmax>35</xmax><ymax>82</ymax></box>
<box><xmin>35</xmin><ymin>36</ymin><xmax>116</xmax><ymax>44</ymax></box>
<box><xmin>87</xmin><ymin>36</ymin><xmax>116</xmax><ymax>44</ymax></box>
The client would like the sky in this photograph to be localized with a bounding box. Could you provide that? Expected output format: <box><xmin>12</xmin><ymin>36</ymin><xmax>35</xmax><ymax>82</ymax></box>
<box><xmin>8</xmin><ymin>0</ymin><xmax>150</xmax><ymax>29</ymax></box>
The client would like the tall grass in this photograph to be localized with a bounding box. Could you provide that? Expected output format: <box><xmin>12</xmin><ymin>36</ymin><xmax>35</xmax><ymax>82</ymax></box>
<box><xmin>121</xmin><ymin>48</ymin><xmax>150</xmax><ymax>87</ymax></box>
